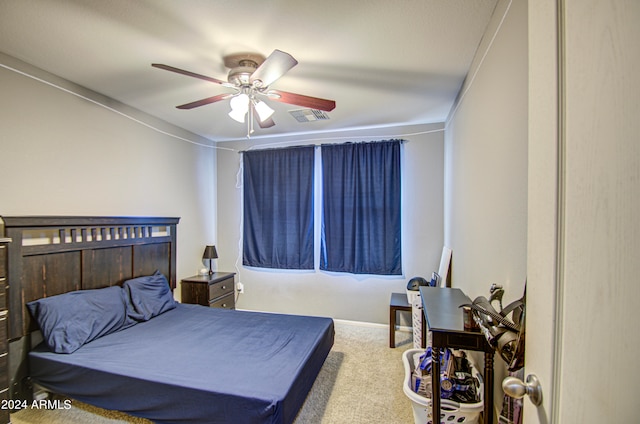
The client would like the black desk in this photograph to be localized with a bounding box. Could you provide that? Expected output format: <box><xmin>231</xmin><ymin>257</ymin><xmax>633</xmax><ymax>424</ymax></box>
<box><xmin>420</xmin><ymin>287</ymin><xmax>495</xmax><ymax>424</ymax></box>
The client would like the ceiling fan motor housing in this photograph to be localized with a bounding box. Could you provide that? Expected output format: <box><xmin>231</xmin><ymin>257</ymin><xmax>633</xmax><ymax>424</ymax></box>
<box><xmin>228</xmin><ymin>66</ymin><xmax>257</xmax><ymax>86</ymax></box>
<box><xmin>224</xmin><ymin>52</ymin><xmax>266</xmax><ymax>87</ymax></box>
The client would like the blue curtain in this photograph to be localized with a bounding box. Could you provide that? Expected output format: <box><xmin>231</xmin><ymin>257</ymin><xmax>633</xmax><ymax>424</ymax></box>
<box><xmin>243</xmin><ymin>146</ymin><xmax>315</xmax><ymax>269</ymax></box>
<box><xmin>320</xmin><ymin>140</ymin><xmax>402</xmax><ymax>275</ymax></box>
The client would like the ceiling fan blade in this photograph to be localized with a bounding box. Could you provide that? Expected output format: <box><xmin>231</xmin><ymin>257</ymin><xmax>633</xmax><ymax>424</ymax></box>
<box><xmin>250</xmin><ymin>50</ymin><xmax>298</xmax><ymax>88</ymax></box>
<box><xmin>176</xmin><ymin>93</ymin><xmax>233</xmax><ymax>109</ymax></box>
<box><xmin>267</xmin><ymin>89</ymin><xmax>336</xmax><ymax>112</ymax></box>
<box><xmin>152</xmin><ymin>63</ymin><xmax>233</xmax><ymax>86</ymax></box>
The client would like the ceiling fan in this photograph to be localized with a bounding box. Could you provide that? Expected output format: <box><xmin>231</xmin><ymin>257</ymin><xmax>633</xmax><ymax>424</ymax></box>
<box><xmin>152</xmin><ymin>49</ymin><xmax>336</xmax><ymax>136</ymax></box>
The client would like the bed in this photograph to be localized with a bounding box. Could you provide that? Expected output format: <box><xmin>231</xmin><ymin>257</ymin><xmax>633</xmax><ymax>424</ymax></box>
<box><xmin>2</xmin><ymin>216</ymin><xmax>334</xmax><ymax>424</ymax></box>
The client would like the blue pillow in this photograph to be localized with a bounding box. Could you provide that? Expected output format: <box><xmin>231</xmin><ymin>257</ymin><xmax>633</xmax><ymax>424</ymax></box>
<box><xmin>123</xmin><ymin>271</ymin><xmax>177</xmax><ymax>323</ymax></box>
<box><xmin>27</xmin><ymin>286</ymin><xmax>128</xmax><ymax>354</ymax></box>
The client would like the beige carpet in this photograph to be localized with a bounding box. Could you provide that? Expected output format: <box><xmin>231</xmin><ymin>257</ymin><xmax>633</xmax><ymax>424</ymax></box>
<box><xmin>11</xmin><ymin>321</ymin><xmax>415</xmax><ymax>424</ymax></box>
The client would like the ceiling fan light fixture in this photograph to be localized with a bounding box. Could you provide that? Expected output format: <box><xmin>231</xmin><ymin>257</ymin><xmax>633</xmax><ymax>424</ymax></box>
<box><xmin>228</xmin><ymin>93</ymin><xmax>249</xmax><ymax>123</ymax></box>
<box><xmin>228</xmin><ymin>108</ymin><xmax>247</xmax><ymax>123</ymax></box>
<box><xmin>253</xmin><ymin>100</ymin><xmax>274</xmax><ymax>122</ymax></box>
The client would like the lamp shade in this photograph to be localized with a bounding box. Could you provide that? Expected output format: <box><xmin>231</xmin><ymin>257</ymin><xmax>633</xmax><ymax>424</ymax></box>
<box><xmin>228</xmin><ymin>93</ymin><xmax>249</xmax><ymax>123</ymax></box>
<box><xmin>203</xmin><ymin>245</ymin><xmax>218</xmax><ymax>275</ymax></box>
<box><xmin>253</xmin><ymin>100</ymin><xmax>275</xmax><ymax>122</ymax></box>
<box><xmin>202</xmin><ymin>245</ymin><xmax>218</xmax><ymax>260</ymax></box>
<box><xmin>228</xmin><ymin>108</ymin><xmax>247</xmax><ymax>123</ymax></box>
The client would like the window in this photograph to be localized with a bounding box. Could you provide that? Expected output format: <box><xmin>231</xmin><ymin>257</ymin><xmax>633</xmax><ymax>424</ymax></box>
<box><xmin>320</xmin><ymin>140</ymin><xmax>402</xmax><ymax>275</ymax></box>
<box><xmin>242</xmin><ymin>146</ymin><xmax>315</xmax><ymax>269</ymax></box>
<box><xmin>242</xmin><ymin>140</ymin><xmax>402</xmax><ymax>275</ymax></box>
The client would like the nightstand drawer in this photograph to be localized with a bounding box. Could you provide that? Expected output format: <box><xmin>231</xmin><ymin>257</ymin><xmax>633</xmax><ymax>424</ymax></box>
<box><xmin>0</xmin><ymin>245</ymin><xmax>5</xmax><ymax>278</ymax></box>
<box><xmin>209</xmin><ymin>292</ymin><xmax>234</xmax><ymax>309</ymax></box>
<box><xmin>0</xmin><ymin>352</ymin><xmax>6</xmax><ymax>387</ymax></box>
<box><xmin>0</xmin><ymin>283</ymin><xmax>5</xmax><ymax>311</ymax></box>
<box><xmin>0</xmin><ymin>312</ymin><xmax>6</xmax><ymax>351</ymax></box>
<box><xmin>209</xmin><ymin>276</ymin><xmax>234</xmax><ymax>300</ymax></box>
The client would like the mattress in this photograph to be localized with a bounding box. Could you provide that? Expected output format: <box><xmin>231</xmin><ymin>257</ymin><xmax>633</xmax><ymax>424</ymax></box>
<box><xmin>29</xmin><ymin>303</ymin><xmax>334</xmax><ymax>424</ymax></box>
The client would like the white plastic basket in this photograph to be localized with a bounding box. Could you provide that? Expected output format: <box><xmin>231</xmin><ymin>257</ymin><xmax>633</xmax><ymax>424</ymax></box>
<box><xmin>406</xmin><ymin>289</ymin><xmax>420</xmax><ymax>306</ymax></box>
<box><xmin>402</xmin><ymin>348</ymin><xmax>483</xmax><ymax>424</ymax></box>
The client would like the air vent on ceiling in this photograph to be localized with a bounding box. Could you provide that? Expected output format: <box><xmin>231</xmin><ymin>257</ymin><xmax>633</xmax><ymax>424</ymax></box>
<box><xmin>289</xmin><ymin>109</ymin><xmax>330</xmax><ymax>123</ymax></box>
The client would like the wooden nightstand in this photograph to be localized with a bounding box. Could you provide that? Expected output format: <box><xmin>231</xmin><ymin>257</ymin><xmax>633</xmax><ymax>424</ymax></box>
<box><xmin>181</xmin><ymin>272</ymin><xmax>236</xmax><ymax>309</ymax></box>
<box><xmin>0</xmin><ymin>237</ymin><xmax>10</xmax><ymax>424</ymax></box>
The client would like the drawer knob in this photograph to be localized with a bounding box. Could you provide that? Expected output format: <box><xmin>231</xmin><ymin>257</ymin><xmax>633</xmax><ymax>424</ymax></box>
<box><xmin>221</xmin><ymin>285</ymin><xmax>226</xmax><ymax>289</ymax></box>
<box><xmin>221</xmin><ymin>304</ymin><xmax>227</xmax><ymax>308</ymax></box>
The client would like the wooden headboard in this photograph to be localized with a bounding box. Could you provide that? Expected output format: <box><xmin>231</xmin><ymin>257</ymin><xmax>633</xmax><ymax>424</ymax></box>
<box><xmin>1</xmin><ymin>216</ymin><xmax>179</xmax><ymax>341</ymax></box>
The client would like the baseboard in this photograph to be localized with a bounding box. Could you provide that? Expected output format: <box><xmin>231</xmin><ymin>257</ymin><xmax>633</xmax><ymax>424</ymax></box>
<box><xmin>334</xmin><ymin>318</ymin><xmax>412</xmax><ymax>333</ymax></box>
<box><xmin>234</xmin><ymin>309</ymin><xmax>413</xmax><ymax>333</ymax></box>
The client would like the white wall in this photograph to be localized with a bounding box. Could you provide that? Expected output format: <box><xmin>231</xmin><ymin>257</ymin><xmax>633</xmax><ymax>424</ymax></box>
<box><xmin>0</xmin><ymin>53</ymin><xmax>217</xmax><ymax>286</ymax></box>
<box><xmin>445</xmin><ymin>0</ymin><xmax>528</xmax><ymax>303</ymax></box>
<box><xmin>444</xmin><ymin>0</ymin><xmax>528</xmax><ymax>415</ymax></box>
<box><xmin>216</xmin><ymin>123</ymin><xmax>445</xmax><ymax>324</ymax></box>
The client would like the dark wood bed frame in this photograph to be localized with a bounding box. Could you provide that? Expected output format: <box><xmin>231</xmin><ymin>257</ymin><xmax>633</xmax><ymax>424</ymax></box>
<box><xmin>0</xmin><ymin>216</ymin><xmax>179</xmax><ymax>402</ymax></box>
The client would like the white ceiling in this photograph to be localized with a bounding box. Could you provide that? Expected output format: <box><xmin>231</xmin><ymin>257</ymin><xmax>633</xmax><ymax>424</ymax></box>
<box><xmin>0</xmin><ymin>0</ymin><xmax>498</xmax><ymax>142</ymax></box>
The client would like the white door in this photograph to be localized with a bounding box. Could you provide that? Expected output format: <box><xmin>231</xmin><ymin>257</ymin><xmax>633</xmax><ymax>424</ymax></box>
<box><xmin>525</xmin><ymin>1</ymin><xmax>639</xmax><ymax>422</ymax></box>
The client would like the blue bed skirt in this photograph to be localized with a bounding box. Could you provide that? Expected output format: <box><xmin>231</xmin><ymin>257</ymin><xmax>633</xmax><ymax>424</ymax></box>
<box><xmin>29</xmin><ymin>303</ymin><xmax>334</xmax><ymax>424</ymax></box>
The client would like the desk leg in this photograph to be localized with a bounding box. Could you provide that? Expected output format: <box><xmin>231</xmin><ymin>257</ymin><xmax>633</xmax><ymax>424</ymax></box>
<box><xmin>431</xmin><ymin>346</ymin><xmax>441</xmax><ymax>424</ymax></box>
<box><xmin>389</xmin><ymin>307</ymin><xmax>395</xmax><ymax>348</ymax></box>
<box><xmin>484</xmin><ymin>350</ymin><xmax>494</xmax><ymax>424</ymax></box>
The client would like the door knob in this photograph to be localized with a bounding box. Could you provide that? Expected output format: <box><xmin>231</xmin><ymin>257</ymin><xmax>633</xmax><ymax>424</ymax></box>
<box><xmin>502</xmin><ymin>374</ymin><xmax>543</xmax><ymax>406</ymax></box>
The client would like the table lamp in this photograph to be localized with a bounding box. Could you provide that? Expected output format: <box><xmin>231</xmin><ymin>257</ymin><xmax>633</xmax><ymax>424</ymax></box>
<box><xmin>202</xmin><ymin>245</ymin><xmax>218</xmax><ymax>275</ymax></box>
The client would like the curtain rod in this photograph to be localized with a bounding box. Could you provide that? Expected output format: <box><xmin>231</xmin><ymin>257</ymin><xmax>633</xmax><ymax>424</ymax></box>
<box><xmin>238</xmin><ymin>138</ymin><xmax>409</xmax><ymax>154</ymax></box>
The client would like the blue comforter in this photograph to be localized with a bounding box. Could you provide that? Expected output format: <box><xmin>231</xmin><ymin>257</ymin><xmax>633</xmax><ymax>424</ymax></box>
<box><xmin>29</xmin><ymin>303</ymin><xmax>334</xmax><ymax>424</ymax></box>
